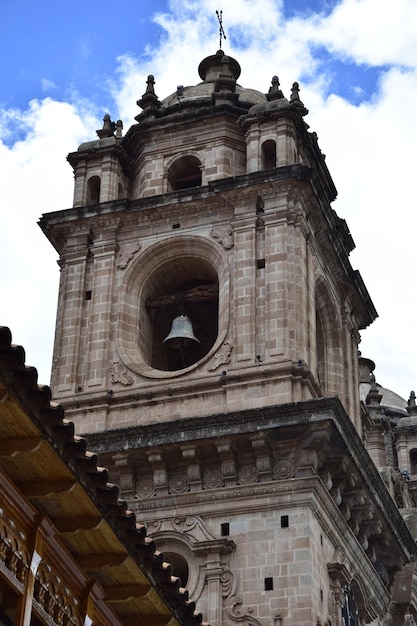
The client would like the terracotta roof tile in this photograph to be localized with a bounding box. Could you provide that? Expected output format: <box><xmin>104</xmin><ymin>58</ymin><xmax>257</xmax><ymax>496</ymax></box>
<box><xmin>0</xmin><ymin>325</ymin><xmax>207</xmax><ymax>626</ymax></box>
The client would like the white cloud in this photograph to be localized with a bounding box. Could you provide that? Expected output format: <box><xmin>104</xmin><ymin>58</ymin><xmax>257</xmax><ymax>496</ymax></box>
<box><xmin>304</xmin><ymin>0</ymin><xmax>417</xmax><ymax>67</ymax></box>
<box><xmin>0</xmin><ymin>97</ymin><xmax>99</xmax><ymax>383</ymax></box>
<box><xmin>110</xmin><ymin>0</ymin><xmax>417</xmax><ymax>398</ymax></box>
<box><xmin>41</xmin><ymin>78</ymin><xmax>58</xmax><ymax>93</ymax></box>
<box><xmin>310</xmin><ymin>65</ymin><xmax>417</xmax><ymax>396</ymax></box>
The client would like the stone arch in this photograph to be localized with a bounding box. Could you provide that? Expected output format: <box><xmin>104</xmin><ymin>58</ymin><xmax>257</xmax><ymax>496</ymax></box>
<box><xmin>409</xmin><ymin>449</ymin><xmax>417</xmax><ymax>475</ymax></box>
<box><xmin>315</xmin><ymin>277</ymin><xmax>341</xmax><ymax>396</ymax></box>
<box><xmin>86</xmin><ymin>175</ymin><xmax>101</xmax><ymax>204</ymax></box>
<box><xmin>167</xmin><ymin>154</ymin><xmax>202</xmax><ymax>191</ymax></box>
<box><xmin>117</xmin><ymin>235</ymin><xmax>230</xmax><ymax>379</ymax></box>
<box><xmin>261</xmin><ymin>139</ymin><xmax>276</xmax><ymax>169</ymax></box>
<box><xmin>148</xmin><ymin>532</ymin><xmax>204</xmax><ymax>600</ymax></box>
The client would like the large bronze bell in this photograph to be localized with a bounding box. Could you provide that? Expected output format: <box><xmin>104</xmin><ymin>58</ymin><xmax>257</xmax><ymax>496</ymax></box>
<box><xmin>163</xmin><ymin>315</ymin><xmax>200</xmax><ymax>351</ymax></box>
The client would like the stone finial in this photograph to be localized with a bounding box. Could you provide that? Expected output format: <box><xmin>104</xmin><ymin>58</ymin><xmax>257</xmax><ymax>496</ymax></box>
<box><xmin>96</xmin><ymin>113</ymin><xmax>116</xmax><ymax>139</ymax></box>
<box><xmin>137</xmin><ymin>74</ymin><xmax>161</xmax><ymax>111</ymax></box>
<box><xmin>115</xmin><ymin>119</ymin><xmax>123</xmax><ymax>138</ymax></box>
<box><xmin>290</xmin><ymin>81</ymin><xmax>301</xmax><ymax>103</ymax></box>
<box><xmin>266</xmin><ymin>75</ymin><xmax>284</xmax><ymax>101</ymax></box>
<box><xmin>290</xmin><ymin>82</ymin><xmax>309</xmax><ymax>116</ymax></box>
<box><xmin>366</xmin><ymin>373</ymin><xmax>383</xmax><ymax>405</ymax></box>
<box><xmin>145</xmin><ymin>74</ymin><xmax>156</xmax><ymax>94</ymax></box>
<box><xmin>407</xmin><ymin>391</ymin><xmax>417</xmax><ymax>415</ymax></box>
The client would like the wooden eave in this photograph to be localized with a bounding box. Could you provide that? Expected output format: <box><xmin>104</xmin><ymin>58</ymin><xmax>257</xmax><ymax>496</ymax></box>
<box><xmin>0</xmin><ymin>326</ymin><xmax>205</xmax><ymax>626</ymax></box>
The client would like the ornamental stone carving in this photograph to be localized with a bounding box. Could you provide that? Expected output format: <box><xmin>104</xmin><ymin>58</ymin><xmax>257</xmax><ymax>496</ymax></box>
<box><xmin>116</xmin><ymin>243</ymin><xmax>141</xmax><ymax>269</ymax></box>
<box><xmin>207</xmin><ymin>342</ymin><xmax>233</xmax><ymax>371</ymax></box>
<box><xmin>136</xmin><ymin>477</ymin><xmax>156</xmax><ymax>498</ymax></box>
<box><xmin>203</xmin><ymin>467</ymin><xmax>224</xmax><ymax>490</ymax></box>
<box><xmin>210</xmin><ymin>224</ymin><xmax>234</xmax><ymax>249</ymax></box>
<box><xmin>272</xmin><ymin>457</ymin><xmax>295</xmax><ymax>479</ymax></box>
<box><xmin>110</xmin><ymin>361</ymin><xmax>133</xmax><ymax>386</ymax></box>
<box><xmin>238</xmin><ymin>464</ymin><xmax>258</xmax><ymax>485</ymax></box>
<box><xmin>226</xmin><ymin>596</ymin><xmax>263</xmax><ymax>626</ymax></box>
<box><xmin>169</xmin><ymin>473</ymin><xmax>189</xmax><ymax>494</ymax></box>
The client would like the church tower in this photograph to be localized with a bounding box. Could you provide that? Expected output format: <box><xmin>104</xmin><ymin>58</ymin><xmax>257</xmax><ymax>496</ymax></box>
<box><xmin>40</xmin><ymin>49</ymin><xmax>417</xmax><ymax>625</ymax></box>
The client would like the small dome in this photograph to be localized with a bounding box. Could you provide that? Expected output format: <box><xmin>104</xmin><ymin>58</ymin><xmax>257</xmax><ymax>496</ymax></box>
<box><xmin>162</xmin><ymin>83</ymin><xmax>267</xmax><ymax>109</ymax></box>
<box><xmin>397</xmin><ymin>414</ymin><xmax>417</xmax><ymax>428</ymax></box>
<box><xmin>248</xmin><ymin>97</ymin><xmax>291</xmax><ymax>115</ymax></box>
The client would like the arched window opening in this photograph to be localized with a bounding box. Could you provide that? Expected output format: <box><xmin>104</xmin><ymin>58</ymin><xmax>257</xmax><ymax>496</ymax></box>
<box><xmin>86</xmin><ymin>176</ymin><xmax>101</xmax><ymax>204</ymax></box>
<box><xmin>142</xmin><ymin>257</ymin><xmax>219</xmax><ymax>371</ymax></box>
<box><xmin>316</xmin><ymin>308</ymin><xmax>326</xmax><ymax>395</ymax></box>
<box><xmin>163</xmin><ymin>552</ymin><xmax>189</xmax><ymax>587</ymax></box>
<box><xmin>261</xmin><ymin>140</ymin><xmax>276</xmax><ymax>170</ymax></box>
<box><xmin>341</xmin><ymin>585</ymin><xmax>360</xmax><ymax>625</ymax></box>
<box><xmin>410</xmin><ymin>449</ymin><xmax>417</xmax><ymax>475</ymax></box>
<box><xmin>315</xmin><ymin>278</ymin><xmax>341</xmax><ymax>399</ymax></box>
<box><xmin>168</xmin><ymin>155</ymin><xmax>202</xmax><ymax>191</ymax></box>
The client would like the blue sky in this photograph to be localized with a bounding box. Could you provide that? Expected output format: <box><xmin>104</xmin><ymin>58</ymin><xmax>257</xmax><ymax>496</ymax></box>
<box><xmin>1</xmin><ymin>0</ymin><xmax>417</xmax><ymax>399</ymax></box>
<box><xmin>1</xmin><ymin>0</ymin><xmax>385</xmax><ymax>113</ymax></box>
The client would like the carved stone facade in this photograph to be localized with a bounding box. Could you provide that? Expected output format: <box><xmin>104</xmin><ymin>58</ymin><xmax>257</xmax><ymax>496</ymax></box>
<box><xmin>87</xmin><ymin>401</ymin><xmax>417</xmax><ymax>625</ymax></box>
<box><xmin>40</xmin><ymin>49</ymin><xmax>417</xmax><ymax>624</ymax></box>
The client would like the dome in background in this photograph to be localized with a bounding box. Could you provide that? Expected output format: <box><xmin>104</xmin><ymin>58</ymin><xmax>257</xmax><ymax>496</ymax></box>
<box><xmin>359</xmin><ymin>356</ymin><xmax>408</xmax><ymax>420</ymax></box>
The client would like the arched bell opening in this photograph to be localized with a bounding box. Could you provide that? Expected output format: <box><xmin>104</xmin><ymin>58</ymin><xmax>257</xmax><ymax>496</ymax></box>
<box><xmin>86</xmin><ymin>175</ymin><xmax>101</xmax><ymax>204</ymax></box>
<box><xmin>316</xmin><ymin>307</ymin><xmax>326</xmax><ymax>395</ymax></box>
<box><xmin>167</xmin><ymin>155</ymin><xmax>202</xmax><ymax>191</ymax></box>
<box><xmin>410</xmin><ymin>449</ymin><xmax>417</xmax><ymax>476</ymax></box>
<box><xmin>142</xmin><ymin>257</ymin><xmax>219</xmax><ymax>371</ymax></box>
<box><xmin>315</xmin><ymin>277</ymin><xmax>342</xmax><ymax>398</ymax></box>
<box><xmin>261</xmin><ymin>139</ymin><xmax>276</xmax><ymax>170</ymax></box>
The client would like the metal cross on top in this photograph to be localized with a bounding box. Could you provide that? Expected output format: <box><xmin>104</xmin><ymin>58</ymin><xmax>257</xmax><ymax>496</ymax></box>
<box><xmin>216</xmin><ymin>10</ymin><xmax>227</xmax><ymax>49</ymax></box>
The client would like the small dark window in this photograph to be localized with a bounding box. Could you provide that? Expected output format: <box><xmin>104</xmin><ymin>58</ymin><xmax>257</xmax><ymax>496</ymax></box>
<box><xmin>256</xmin><ymin>196</ymin><xmax>265</xmax><ymax>213</ymax></box>
<box><xmin>86</xmin><ymin>175</ymin><xmax>101</xmax><ymax>204</ymax></box>
<box><xmin>257</xmin><ymin>258</ymin><xmax>265</xmax><ymax>269</ymax></box>
<box><xmin>410</xmin><ymin>449</ymin><xmax>417</xmax><ymax>475</ymax></box>
<box><xmin>221</xmin><ymin>523</ymin><xmax>230</xmax><ymax>536</ymax></box>
<box><xmin>85</xmin><ymin>290</ymin><xmax>92</xmax><ymax>300</ymax></box>
<box><xmin>172</xmin><ymin>223</ymin><xmax>181</xmax><ymax>229</ymax></box>
<box><xmin>262</xmin><ymin>140</ymin><xmax>276</xmax><ymax>170</ymax></box>
<box><xmin>264</xmin><ymin>577</ymin><xmax>273</xmax><ymax>591</ymax></box>
<box><xmin>281</xmin><ymin>515</ymin><xmax>289</xmax><ymax>528</ymax></box>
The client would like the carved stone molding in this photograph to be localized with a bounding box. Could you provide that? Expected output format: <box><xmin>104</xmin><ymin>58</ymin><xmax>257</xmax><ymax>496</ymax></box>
<box><xmin>220</xmin><ymin>570</ymin><xmax>236</xmax><ymax>598</ymax></box>
<box><xmin>225</xmin><ymin>596</ymin><xmax>263</xmax><ymax>626</ymax></box>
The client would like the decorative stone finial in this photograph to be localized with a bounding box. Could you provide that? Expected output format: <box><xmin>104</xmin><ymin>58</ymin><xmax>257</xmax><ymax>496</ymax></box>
<box><xmin>96</xmin><ymin>113</ymin><xmax>116</xmax><ymax>139</ymax></box>
<box><xmin>115</xmin><ymin>119</ymin><xmax>123</xmax><ymax>138</ymax></box>
<box><xmin>366</xmin><ymin>373</ymin><xmax>383</xmax><ymax>405</ymax></box>
<box><xmin>290</xmin><ymin>81</ymin><xmax>309</xmax><ymax>116</ymax></box>
<box><xmin>137</xmin><ymin>74</ymin><xmax>161</xmax><ymax>111</ymax></box>
<box><xmin>146</xmin><ymin>74</ymin><xmax>156</xmax><ymax>94</ymax></box>
<box><xmin>266</xmin><ymin>76</ymin><xmax>284</xmax><ymax>101</ymax></box>
<box><xmin>407</xmin><ymin>391</ymin><xmax>417</xmax><ymax>415</ymax></box>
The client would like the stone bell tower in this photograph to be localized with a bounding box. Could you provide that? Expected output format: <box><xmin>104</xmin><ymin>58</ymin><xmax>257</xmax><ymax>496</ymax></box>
<box><xmin>40</xmin><ymin>49</ymin><xmax>417</xmax><ymax>626</ymax></box>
